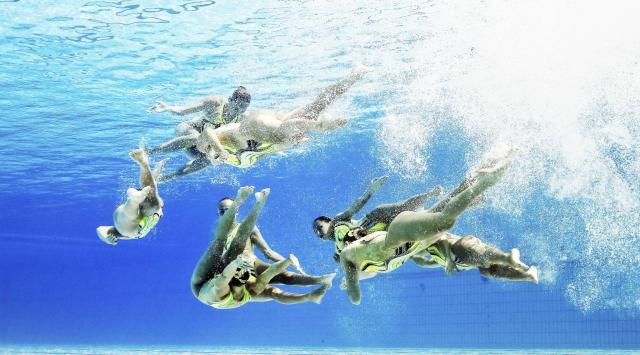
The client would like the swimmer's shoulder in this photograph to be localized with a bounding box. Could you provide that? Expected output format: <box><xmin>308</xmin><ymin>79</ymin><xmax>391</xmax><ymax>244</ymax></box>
<box><xmin>202</xmin><ymin>96</ymin><xmax>226</xmax><ymax>111</ymax></box>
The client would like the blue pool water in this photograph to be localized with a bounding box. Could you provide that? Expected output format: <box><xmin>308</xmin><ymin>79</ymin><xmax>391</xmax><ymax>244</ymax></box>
<box><xmin>2</xmin><ymin>0</ymin><xmax>640</xmax><ymax>352</ymax></box>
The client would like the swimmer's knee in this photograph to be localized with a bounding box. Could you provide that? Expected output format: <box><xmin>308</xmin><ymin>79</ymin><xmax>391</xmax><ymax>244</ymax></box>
<box><xmin>435</xmin><ymin>215</ymin><xmax>456</xmax><ymax>231</ymax></box>
<box><xmin>458</xmin><ymin>235</ymin><xmax>480</xmax><ymax>246</ymax></box>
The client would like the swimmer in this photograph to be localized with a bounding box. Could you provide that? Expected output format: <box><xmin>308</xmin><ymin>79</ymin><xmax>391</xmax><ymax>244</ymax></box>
<box><xmin>313</xmin><ymin>175</ymin><xmax>443</xmax><ymax>259</ymax></box>
<box><xmin>410</xmin><ymin>232</ymin><xmax>539</xmax><ymax>283</ymax></box>
<box><xmin>334</xmin><ymin>150</ymin><xmax>516</xmax><ymax>304</ymax></box>
<box><xmin>97</xmin><ymin>142</ymin><xmax>166</xmax><ymax>245</ymax></box>
<box><xmin>143</xmin><ymin>86</ymin><xmax>251</xmax><ymax>182</ymax></box>
<box><xmin>191</xmin><ymin>187</ymin><xmax>333</xmax><ymax>309</ymax></box>
<box><xmin>217</xmin><ymin>195</ymin><xmax>325</xmax><ymax>276</ymax></box>
<box><xmin>195</xmin><ymin>65</ymin><xmax>371</xmax><ymax>167</ymax></box>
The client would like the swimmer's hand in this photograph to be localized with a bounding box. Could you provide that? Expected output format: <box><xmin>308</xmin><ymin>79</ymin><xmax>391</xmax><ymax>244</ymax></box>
<box><xmin>231</xmin><ymin>256</ymin><xmax>254</xmax><ymax>279</ymax></box>
<box><xmin>369</xmin><ymin>175</ymin><xmax>389</xmax><ymax>192</ymax></box>
<box><xmin>445</xmin><ymin>258</ymin><xmax>458</xmax><ymax>276</ymax></box>
<box><xmin>339</xmin><ymin>277</ymin><xmax>347</xmax><ymax>290</ymax></box>
<box><xmin>147</xmin><ymin>100</ymin><xmax>171</xmax><ymax>113</ymax></box>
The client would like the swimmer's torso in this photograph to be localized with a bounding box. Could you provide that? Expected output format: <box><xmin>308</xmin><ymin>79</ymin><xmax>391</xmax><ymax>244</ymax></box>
<box><xmin>113</xmin><ymin>205</ymin><xmax>162</xmax><ymax>238</ymax></box>
<box><xmin>342</xmin><ymin>231</ymin><xmax>436</xmax><ymax>274</ymax></box>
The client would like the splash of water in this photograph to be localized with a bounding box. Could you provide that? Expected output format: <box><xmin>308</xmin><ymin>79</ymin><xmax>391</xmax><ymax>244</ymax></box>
<box><xmin>377</xmin><ymin>1</ymin><xmax>640</xmax><ymax>312</ymax></box>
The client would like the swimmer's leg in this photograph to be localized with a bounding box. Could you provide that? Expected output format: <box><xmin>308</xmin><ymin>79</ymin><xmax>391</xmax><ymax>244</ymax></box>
<box><xmin>221</xmin><ymin>189</ymin><xmax>270</xmax><ymax>266</ymax></box>
<box><xmin>430</xmin><ymin>149</ymin><xmax>517</xmax><ymax>213</ymax></box>
<box><xmin>130</xmin><ymin>143</ymin><xmax>165</xmax><ymax>215</ymax></box>
<box><xmin>146</xmin><ymin>133</ymin><xmax>199</xmax><ymax>155</ymax></box>
<box><xmin>428</xmin><ymin>177</ymin><xmax>474</xmax><ymax>213</ymax></box>
<box><xmin>254</xmin><ymin>259</ymin><xmax>335</xmax><ymax>286</ymax></box>
<box><xmin>385</xmin><ymin>160</ymin><xmax>510</xmax><ymax>249</ymax></box>
<box><xmin>250</xmin><ymin>255</ymin><xmax>293</xmax><ymax>295</ymax></box>
<box><xmin>362</xmin><ymin>186</ymin><xmax>443</xmax><ymax>228</ymax></box>
<box><xmin>252</xmin><ymin>285</ymin><xmax>329</xmax><ymax>305</ymax></box>
<box><xmin>157</xmin><ymin>155</ymin><xmax>211</xmax><ymax>183</ymax></box>
<box><xmin>190</xmin><ymin>186</ymin><xmax>254</xmax><ymax>296</ymax></box>
<box><xmin>451</xmin><ymin>235</ymin><xmax>528</xmax><ymax>270</ymax></box>
<box><xmin>273</xmin><ymin>115</ymin><xmax>349</xmax><ymax>143</ymax></box>
<box><xmin>285</xmin><ymin>64</ymin><xmax>371</xmax><ymax>121</ymax></box>
<box><xmin>213</xmin><ymin>186</ymin><xmax>254</xmax><ymax>257</ymax></box>
<box><xmin>479</xmin><ymin>264</ymin><xmax>539</xmax><ymax>283</ymax></box>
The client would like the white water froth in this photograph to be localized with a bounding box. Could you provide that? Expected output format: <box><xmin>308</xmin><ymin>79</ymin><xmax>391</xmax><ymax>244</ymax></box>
<box><xmin>375</xmin><ymin>1</ymin><xmax>640</xmax><ymax>312</ymax></box>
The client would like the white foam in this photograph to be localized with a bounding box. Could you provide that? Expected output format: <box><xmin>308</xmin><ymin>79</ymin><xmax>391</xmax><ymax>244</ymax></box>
<box><xmin>374</xmin><ymin>1</ymin><xmax>640</xmax><ymax>312</ymax></box>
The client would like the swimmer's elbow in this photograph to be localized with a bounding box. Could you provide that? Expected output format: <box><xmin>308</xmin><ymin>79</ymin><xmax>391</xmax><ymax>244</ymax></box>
<box><xmin>349</xmin><ymin>290</ymin><xmax>361</xmax><ymax>305</ymax></box>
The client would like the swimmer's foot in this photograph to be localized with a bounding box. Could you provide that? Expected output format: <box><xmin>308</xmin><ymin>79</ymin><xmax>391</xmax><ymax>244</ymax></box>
<box><xmin>319</xmin><ymin>115</ymin><xmax>348</xmax><ymax>131</ymax></box>
<box><xmin>527</xmin><ymin>266</ymin><xmax>539</xmax><ymax>284</ymax></box>
<box><xmin>321</xmin><ymin>273</ymin><xmax>337</xmax><ymax>288</ymax></box>
<box><xmin>129</xmin><ymin>141</ymin><xmax>150</xmax><ymax>166</ymax></box>
<box><xmin>235</xmin><ymin>186</ymin><xmax>254</xmax><ymax>204</ymax></box>
<box><xmin>509</xmin><ymin>248</ymin><xmax>528</xmax><ymax>271</ymax></box>
<box><xmin>309</xmin><ymin>285</ymin><xmax>330</xmax><ymax>304</ymax></box>
<box><xmin>430</xmin><ymin>185</ymin><xmax>444</xmax><ymax>197</ymax></box>
<box><xmin>477</xmin><ymin>156</ymin><xmax>511</xmax><ymax>180</ymax></box>
<box><xmin>288</xmin><ymin>254</ymin><xmax>299</xmax><ymax>269</ymax></box>
<box><xmin>97</xmin><ymin>226</ymin><xmax>118</xmax><ymax>246</ymax></box>
<box><xmin>468</xmin><ymin>194</ymin><xmax>487</xmax><ymax>209</ymax></box>
<box><xmin>152</xmin><ymin>158</ymin><xmax>169</xmax><ymax>180</ymax></box>
<box><xmin>254</xmin><ymin>188</ymin><xmax>271</xmax><ymax>206</ymax></box>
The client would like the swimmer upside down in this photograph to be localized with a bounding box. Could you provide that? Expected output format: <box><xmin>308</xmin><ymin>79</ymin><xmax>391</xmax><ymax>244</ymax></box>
<box><xmin>314</xmin><ymin>149</ymin><xmax>538</xmax><ymax>305</ymax></box>
<box><xmin>191</xmin><ymin>186</ymin><xmax>334</xmax><ymax>309</ymax></box>
<box><xmin>96</xmin><ymin>142</ymin><xmax>167</xmax><ymax>245</ymax></box>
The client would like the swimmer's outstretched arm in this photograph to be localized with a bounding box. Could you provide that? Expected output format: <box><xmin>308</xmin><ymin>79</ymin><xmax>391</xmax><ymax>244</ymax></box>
<box><xmin>335</xmin><ymin>176</ymin><xmax>388</xmax><ymax>221</ymax></box>
<box><xmin>147</xmin><ymin>96</ymin><xmax>220</xmax><ymax>116</ymax></box>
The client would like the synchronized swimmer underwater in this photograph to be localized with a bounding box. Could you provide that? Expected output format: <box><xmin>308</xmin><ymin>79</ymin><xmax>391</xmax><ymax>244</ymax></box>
<box><xmin>97</xmin><ymin>64</ymin><xmax>539</xmax><ymax>309</ymax></box>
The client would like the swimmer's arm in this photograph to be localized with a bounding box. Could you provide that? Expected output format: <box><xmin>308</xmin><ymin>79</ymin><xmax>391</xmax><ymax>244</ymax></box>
<box><xmin>441</xmin><ymin>240</ymin><xmax>458</xmax><ymax>276</ymax></box>
<box><xmin>251</xmin><ymin>228</ymin><xmax>284</xmax><ymax>262</ymax></box>
<box><xmin>252</xmin><ymin>228</ymin><xmax>306</xmax><ymax>274</ymax></box>
<box><xmin>410</xmin><ymin>255</ymin><xmax>441</xmax><ymax>268</ymax></box>
<box><xmin>340</xmin><ymin>257</ymin><xmax>362</xmax><ymax>305</ymax></box>
<box><xmin>335</xmin><ymin>176</ymin><xmax>389</xmax><ymax>221</ymax></box>
<box><xmin>165</xmin><ymin>96</ymin><xmax>221</xmax><ymax>116</ymax></box>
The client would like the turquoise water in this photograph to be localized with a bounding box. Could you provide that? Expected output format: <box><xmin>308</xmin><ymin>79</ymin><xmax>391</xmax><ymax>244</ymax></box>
<box><xmin>2</xmin><ymin>0</ymin><xmax>640</xmax><ymax>351</ymax></box>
